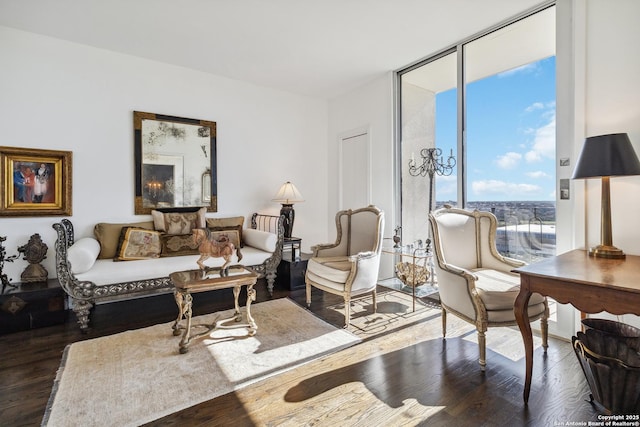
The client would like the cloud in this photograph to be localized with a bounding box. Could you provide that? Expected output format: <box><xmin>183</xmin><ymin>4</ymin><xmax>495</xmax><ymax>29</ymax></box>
<box><xmin>472</xmin><ymin>180</ymin><xmax>541</xmax><ymax>196</ymax></box>
<box><xmin>525</xmin><ymin>171</ymin><xmax>550</xmax><ymax>179</ymax></box>
<box><xmin>525</xmin><ymin>102</ymin><xmax>544</xmax><ymax>112</ymax></box>
<box><xmin>525</xmin><ymin>113</ymin><xmax>556</xmax><ymax>162</ymax></box>
<box><xmin>435</xmin><ymin>174</ymin><xmax>457</xmax><ymax>196</ymax></box>
<box><xmin>495</xmin><ymin>152</ymin><xmax>522</xmax><ymax>169</ymax></box>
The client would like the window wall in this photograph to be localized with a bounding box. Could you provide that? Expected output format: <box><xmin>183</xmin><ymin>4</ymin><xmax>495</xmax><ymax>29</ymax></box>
<box><xmin>398</xmin><ymin>4</ymin><xmax>556</xmax><ymax>264</ymax></box>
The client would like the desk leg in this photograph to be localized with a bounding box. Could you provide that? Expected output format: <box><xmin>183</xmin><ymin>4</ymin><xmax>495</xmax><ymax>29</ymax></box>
<box><xmin>514</xmin><ymin>288</ymin><xmax>533</xmax><ymax>403</ymax></box>
<box><xmin>172</xmin><ymin>290</ymin><xmax>185</xmax><ymax>336</ymax></box>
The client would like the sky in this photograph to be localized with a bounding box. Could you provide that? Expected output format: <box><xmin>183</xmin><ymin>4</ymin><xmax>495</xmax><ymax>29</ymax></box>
<box><xmin>435</xmin><ymin>56</ymin><xmax>556</xmax><ymax>202</ymax></box>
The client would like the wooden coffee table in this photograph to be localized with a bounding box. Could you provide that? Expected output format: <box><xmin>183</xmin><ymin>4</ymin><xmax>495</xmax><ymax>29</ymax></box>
<box><xmin>170</xmin><ymin>265</ymin><xmax>259</xmax><ymax>354</ymax></box>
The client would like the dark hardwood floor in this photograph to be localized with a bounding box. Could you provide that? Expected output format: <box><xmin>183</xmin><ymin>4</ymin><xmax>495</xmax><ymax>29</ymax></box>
<box><xmin>1</xmin><ymin>280</ymin><xmax>601</xmax><ymax>426</ymax></box>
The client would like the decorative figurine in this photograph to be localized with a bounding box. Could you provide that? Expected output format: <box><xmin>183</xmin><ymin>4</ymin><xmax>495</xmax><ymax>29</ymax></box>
<box><xmin>192</xmin><ymin>228</ymin><xmax>242</xmax><ymax>275</ymax></box>
<box><xmin>0</xmin><ymin>236</ymin><xmax>19</xmax><ymax>293</ymax></box>
<box><xmin>393</xmin><ymin>226</ymin><xmax>402</xmax><ymax>248</ymax></box>
<box><xmin>18</xmin><ymin>233</ymin><xmax>48</xmax><ymax>283</ymax></box>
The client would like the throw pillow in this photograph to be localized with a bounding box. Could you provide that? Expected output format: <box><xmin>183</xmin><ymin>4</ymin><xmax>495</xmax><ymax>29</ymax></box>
<box><xmin>113</xmin><ymin>227</ymin><xmax>162</xmax><ymax>261</ymax></box>
<box><xmin>206</xmin><ymin>216</ymin><xmax>245</xmax><ymax>247</ymax></box>
<box><xmin>207</xmin><ymin>229</ymin><xmax>242</xmax><ymax>250</ymax></box>
<box><xmin>152</xmin><ymin>207</ymin><xmax>206</xmax><ymax>235</ymax></box>
<box><xmin>160</xmin><ymin>233</ymin><xmax>200</xmax><ymax>257</ymax></box>
<box><xmin>94</xmin><ymin>221</ymin><xmax>155</xmax><ymax>259</ymax></box>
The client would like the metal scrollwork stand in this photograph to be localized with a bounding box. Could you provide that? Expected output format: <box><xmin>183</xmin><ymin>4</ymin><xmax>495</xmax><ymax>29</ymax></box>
<box><xmin>0</xmin><ymin>236</ymin><xmax>19</xmax><ymax>293</ymax></box>
<box><xmin>408</xmin><ymin>147</ymin><xmax>456</xmax><ymax>213</ymax></box>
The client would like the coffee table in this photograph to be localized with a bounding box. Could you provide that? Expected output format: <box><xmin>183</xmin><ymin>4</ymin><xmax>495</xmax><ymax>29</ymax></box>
<box><xmin>170</xmin><ymin>265</ymin><xmax>259</xmax><ymax>354</ymax></box>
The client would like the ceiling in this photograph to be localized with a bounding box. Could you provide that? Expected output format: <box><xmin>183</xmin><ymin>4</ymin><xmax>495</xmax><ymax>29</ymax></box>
<box><xmin>0</xmin><ymin>0</ymin><xmax>547</xmax><ymax>99</ymax></box>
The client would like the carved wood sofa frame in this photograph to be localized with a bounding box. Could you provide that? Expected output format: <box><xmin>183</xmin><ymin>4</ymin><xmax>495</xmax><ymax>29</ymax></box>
<box><xmin>53</xmin><ymin>213</ymin><xmax>284</xmax><ymax>332</ymax></box>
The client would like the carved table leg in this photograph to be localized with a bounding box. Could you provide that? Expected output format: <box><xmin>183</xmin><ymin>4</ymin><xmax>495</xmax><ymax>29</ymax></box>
<box><xmin>178</xmin><ymin>293</ymin><xmax>193</xmax><ymax>354</ymax></box>
<box><xmin>172</xmin><ymin>290</ymin><xmax>185</xmax><ymax>336</ymax></box>
<box><xmin>246</xmin><ymin>283</ymin><xmax>257</xmax><ymax>336</ymax></box>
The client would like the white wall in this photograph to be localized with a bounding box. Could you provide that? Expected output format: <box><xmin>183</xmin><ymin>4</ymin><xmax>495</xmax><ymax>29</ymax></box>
<box><xmin>327</xmin><ymin>73</ymin><xmax>396</xmax><ymax>240</ymax></box>
<box><xmin>0</xmin><ymin>26</ymin><xmax>329</xmax><ymax>283</ymax></box>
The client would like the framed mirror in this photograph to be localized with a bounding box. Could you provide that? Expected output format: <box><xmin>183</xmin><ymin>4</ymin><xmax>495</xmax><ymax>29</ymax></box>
<box><xmin>134</xmin><ymin>111</ymin><xmax>217</xmax><ymax>214</ymax></box>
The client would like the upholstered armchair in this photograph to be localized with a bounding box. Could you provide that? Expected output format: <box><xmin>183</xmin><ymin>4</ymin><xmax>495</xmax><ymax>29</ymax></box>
<box><xmin>305</xmin><ymin>205</ymin><xmax>385</xmax><ymax>328</ymax></box>
<box><xmin>428</xmin><ymin>206</ymin><xmax>549</xmax><ymax>370</ymax></box>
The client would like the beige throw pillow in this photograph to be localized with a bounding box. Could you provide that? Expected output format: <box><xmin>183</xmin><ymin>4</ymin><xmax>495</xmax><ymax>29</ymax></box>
<box><xmin>152</xmin><ymin>208</ymin><xmax>206</xmax><ymax>235</ymax></box>
<box><xmin>113</xmin><ymin>227</ymin><xmax>162</xmax><ymax>261</ymax></box>
<box><xmin>94</xmin><ymin>221</ymin><xmax>155</xmax><ymax>259</ymax></box>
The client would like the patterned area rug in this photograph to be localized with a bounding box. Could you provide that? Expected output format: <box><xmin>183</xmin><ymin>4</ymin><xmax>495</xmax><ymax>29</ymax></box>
<box><xmin>42</xmin><ymin>298</ymin><xmax>360</xmax><ymax>427</ymax></box>
<box><xmin>312</xmin><ymin>286</ymin><xmax>441</xmax><ymax>339</ymax></box>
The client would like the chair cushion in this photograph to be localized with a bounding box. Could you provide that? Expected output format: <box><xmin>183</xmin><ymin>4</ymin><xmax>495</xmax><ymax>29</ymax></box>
<box><xmin>472</xmin><ymin>268</ymin><xmax>545</xmax><ymax>310</ymax></box>
<box><xmin>307</xmin><ymin>257</ymin><xmax>353</xmax><ymax>284</ymax></box>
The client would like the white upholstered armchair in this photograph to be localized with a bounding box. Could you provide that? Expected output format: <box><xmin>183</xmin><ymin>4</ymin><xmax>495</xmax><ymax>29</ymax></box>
<box><xmin>305</xmin><ymin>205</ymin><xmax>385</xmax><ymax>328</ymax></box>
<box><xmin>428</xmin><ymin>206</ymin><xmax>549</xmax><ymax>370</ymax></box>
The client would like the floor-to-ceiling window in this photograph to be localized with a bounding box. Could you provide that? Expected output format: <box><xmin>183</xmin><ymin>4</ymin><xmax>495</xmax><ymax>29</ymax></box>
<box><xmin>396</xmin><ymin>4</ymin><xmax>562</xmax><ymax>329</ymax></box>
<box><xmin>398</xmin><ymin>4</ymin><xmax>556</xmax><ymax>264</ymax></box>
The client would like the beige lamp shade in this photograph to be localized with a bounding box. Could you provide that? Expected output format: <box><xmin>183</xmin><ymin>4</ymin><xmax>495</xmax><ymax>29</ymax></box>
<box><xmin>272</xmin><ymin>181</ymin><xmax>305</xmax><ymax>204</ymax></box>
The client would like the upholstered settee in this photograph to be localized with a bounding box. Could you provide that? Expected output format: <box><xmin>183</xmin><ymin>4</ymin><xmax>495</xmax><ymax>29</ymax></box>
<box><xmin>53</xmin><ymin>213</ymin><xmax>284</xmax><ymax>331</ymax></box>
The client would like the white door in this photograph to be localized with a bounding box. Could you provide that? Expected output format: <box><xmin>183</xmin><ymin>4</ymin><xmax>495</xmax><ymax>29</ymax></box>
<box><xmin>339</xmin><ymin>130</ymin><xmax>370</xmax><ymax>210</ymax></box>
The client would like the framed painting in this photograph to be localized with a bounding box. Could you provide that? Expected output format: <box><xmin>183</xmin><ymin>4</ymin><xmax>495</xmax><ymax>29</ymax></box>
<box><xmin>134</xmin><ymin>111</ymin><xmax>217</xmax><ymax>215</ymax></box>
<box><xmin>0</xmin><ymin>147</ymin><xmax>72</xmax><ymax>217</ymax></box>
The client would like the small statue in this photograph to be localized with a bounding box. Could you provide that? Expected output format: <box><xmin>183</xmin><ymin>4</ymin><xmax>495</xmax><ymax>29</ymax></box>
<box><xmin>393</xmin><ymin>226</ymin><xmax>402</xmax><ymax>248</ymax></box>
<box><xmin>18</xmin><ymin>233</ymin><xmax>48</xmax><ymax>283</ymax></box>
<box><xmin>192</xmin><ymin>228</ymin><xmax>243</xmax><ymax>275</ymax></box>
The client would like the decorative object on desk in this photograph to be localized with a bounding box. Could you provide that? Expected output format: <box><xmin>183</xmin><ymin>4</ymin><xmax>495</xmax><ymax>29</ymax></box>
<box><xmin>17</xmin><ymin>233</ymin><xmax>48</xmax><ymax>283</ymax></box>
<box><xmin>192</xmin><ymin>228</ymin><xmax>242</xmax><ymax>274</ymax></box>
<box><xmin>572</xmin><ymin>318</ymin><xmax>640</xmax><ymax>414</ymax></box>
<box><xmin>408</xmin><ymin>147</ymin><xmax>456</xmax><ymax>213</ymax></box>
<box><xmin>0</xmin><ymin>236</ymin><xmax>19</xmax><ymax>293</ymax></box>
<box><xmin>393</xmin><ymin>226</ymin><xmax>402</xmax><ymax>248</ymax></box>
<box><xmin>572</xmin><ymin>133</ymin><xmax>640</xmax><ymax>259</ymax></box>
<box><xmin>0</xmin><ymin>146</ymin><xmax>72</xmax><ymax>217</ymax></box>
<box><xmin>272</xmin><ymin>181</ymin><xmax>304</xmax><ymax>238</ymax></box>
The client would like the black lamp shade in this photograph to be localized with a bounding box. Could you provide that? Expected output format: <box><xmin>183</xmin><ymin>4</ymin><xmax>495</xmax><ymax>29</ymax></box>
<box><xmin>572</xmin><ymin>133</ymin><xmax>640</xmax><ymax>179</ymax></box>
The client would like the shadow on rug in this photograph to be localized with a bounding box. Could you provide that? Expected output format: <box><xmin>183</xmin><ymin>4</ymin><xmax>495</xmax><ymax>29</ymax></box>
<box><xmin>42</xmin><ymin>298</ymin><xmax>359</xmax><ymax>427</ymax></box>
<box><xmin>308</xmin><ymin>287</ymin><xmax>441</xmax><ymax>339</ymax></box>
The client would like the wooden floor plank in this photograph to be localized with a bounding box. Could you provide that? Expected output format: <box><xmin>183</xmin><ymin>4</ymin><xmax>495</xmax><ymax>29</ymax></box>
<box><xmin>0</xmin><ymin>282</ymin><xmax>603</xmax><ymax>426</ymax></box>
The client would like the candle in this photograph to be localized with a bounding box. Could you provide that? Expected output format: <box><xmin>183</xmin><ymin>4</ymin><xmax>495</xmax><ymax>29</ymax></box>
<box><xmin>411</xmin><ymin>152</ymin><xmax>415</xmax><ymax>163</ymax></box>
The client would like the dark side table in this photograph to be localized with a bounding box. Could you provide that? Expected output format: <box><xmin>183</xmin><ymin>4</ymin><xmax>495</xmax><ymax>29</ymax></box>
<box><xmin>0</xmin><ymin>279</ymin><xmax>68</xmax><ymax>334</ymax></box>
<box><xmin>278</xmin><ymin>237</ymin><xmax>308</xmax><ymax>291</ymax></box>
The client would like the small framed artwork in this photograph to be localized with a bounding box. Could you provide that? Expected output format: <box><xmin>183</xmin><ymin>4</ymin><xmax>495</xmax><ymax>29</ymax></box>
<box><xmin>0</xmin><ymin>147</ymin><xmax>72</xmax><ymax>217</ymax></box>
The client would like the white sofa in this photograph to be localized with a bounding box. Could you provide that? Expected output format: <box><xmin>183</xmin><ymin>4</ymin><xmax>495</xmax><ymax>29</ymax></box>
<box><xmin>53</xmin><ymin>213</ymin><xmax>284</xmax><ymax>332</ymax></box>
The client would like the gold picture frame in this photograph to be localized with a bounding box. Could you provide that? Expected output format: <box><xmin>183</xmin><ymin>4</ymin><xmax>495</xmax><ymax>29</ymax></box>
<box><xmin>0</xmin><ymin>147</ymin><xmax>72</xmax><ymax>217</ymax></box>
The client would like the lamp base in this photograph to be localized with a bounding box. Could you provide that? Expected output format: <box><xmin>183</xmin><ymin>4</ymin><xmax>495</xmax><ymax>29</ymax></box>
<box><xmin>279</xmin><ymin>204</ymin><xmax>295</xmax><ymax>238</ymax></box>
<box><xmin>588</xmin><ymin>244</ymin><xmax>626</xmax><ymax>259</ymax></box>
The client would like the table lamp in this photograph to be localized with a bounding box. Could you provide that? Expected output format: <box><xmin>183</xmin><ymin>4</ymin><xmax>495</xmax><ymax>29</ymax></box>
<box><xmin>272</xmin><ymin>181</ymin><xmax>304</xmax><ymax>238</ymax></box>
<box><xmin>572</xmin><ymin>133</ymin><xmax>640</xmax><ymax>258</ymax></box>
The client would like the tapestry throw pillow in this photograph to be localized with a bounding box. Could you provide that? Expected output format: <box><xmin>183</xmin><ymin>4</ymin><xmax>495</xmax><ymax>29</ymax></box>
<box><xmin>160</xmin><ymin>233</ymin><xmax>199</xmax><ymax>257</ymax></box>
<box><xmin>206</xmin><ymin>216</ymin><xmax>245</xmax><ymax>247</ymax></box>
<box><xmin>207</xmin><ymin>229</ymin><xmax>242</xmax><ymax>250</ymax></box>
<box><xmin>94</xmin><ymin>221</ymin><xmax>155</xmax><ymax>259</ymax></box>
<box><xmin>152</xmin><ymin>208</ymin><xmax>206</xmax><ymax>235</ymax></box>
<box><xmin>113</xmin><ymin>227</ymin><xmax>162</xmax><ymax>261</ymax></box>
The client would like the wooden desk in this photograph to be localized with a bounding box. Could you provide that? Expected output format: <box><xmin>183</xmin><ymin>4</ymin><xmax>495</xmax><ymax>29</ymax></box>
<box><xmin>513</xmin><ymin>249</ymin><xmax>640</xmax><ymax>403</ymax></box>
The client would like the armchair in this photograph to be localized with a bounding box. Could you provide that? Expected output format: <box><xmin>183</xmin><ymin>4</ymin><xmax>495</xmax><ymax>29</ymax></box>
<box><xmin>305</xmin><ymin>205</ymin><xmax>385</xmax><ymax>328</ymax></box>
<box><xmin>428</xmin><ymin>206</ymin><xmax>549</xmax><ymax>370</ymax></box>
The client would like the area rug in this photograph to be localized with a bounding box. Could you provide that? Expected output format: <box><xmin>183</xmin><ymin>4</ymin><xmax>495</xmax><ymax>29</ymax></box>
<box><xmin>315</xmin><ymin>287</ymin><xmax>441</xmax><ymax>339</ymax></box>
<box><xmin>42</xmin><ymin>298</ymin><xmax>360</xmax><ymax>427</ymax></box>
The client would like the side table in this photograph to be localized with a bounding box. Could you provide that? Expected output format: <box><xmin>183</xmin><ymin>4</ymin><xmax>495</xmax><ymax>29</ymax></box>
<box><xmin>0</xmin><ymin>279</ymin><xmax>68</xmax><ymax>334</ymax></box>
<box><xmin>277</xmin><ymin>253</ymin><xmax>310</xmax><ymax>291</ymax></box>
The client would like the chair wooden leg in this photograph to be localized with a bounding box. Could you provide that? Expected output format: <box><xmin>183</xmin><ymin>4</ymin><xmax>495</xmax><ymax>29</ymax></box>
<box><xmin>372</xmin><ymin>289</ymin><xmax>377</xmax><ymax>313</ymax></box>
<box><xmin>343</xmin><ymin>296</ymin><xmax>351</xmax><ymax>328</ymax></box>
<box><xmin>306</xmin><ymin>284</ymin><xmax>311</xmax><ymax>308</ymax></box>
<box><xmin>441</xmin><ymin>307</ymin><xmax>447</xmax><ymax>338</ymax></box>
<box><xmin>541</xmin><ymin>314</ymin><xmax>549</xmax><ymax>353</ymax></box>
<box><xmin>478</xmin><ymin>329</ymin><xmax>487</xmax><ymax>371</ymax></box>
